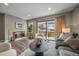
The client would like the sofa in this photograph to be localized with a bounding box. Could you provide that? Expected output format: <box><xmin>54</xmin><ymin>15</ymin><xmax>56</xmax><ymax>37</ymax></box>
<box><xmin>0</xmin><ymin>42</ymin><xmax>16</xmax><ymax>56</ymax></box>
<box><xmin>58</xmin><ymin>46</ymin><xmax>79</xmax><ymax>56</ymax></box>
<box><xmin>11</xmin><ymin>37</ymin><xmax>28</xmax><ymax>55</ymax></box>
<box><xmin>56</xmin><ymin>33</ymin><xmax>79</xmax><ymax>56</ymax></box>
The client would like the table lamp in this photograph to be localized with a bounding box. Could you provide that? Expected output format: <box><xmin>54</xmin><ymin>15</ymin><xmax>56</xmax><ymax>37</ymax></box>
<box><xmin>62</xmin><ymin>28</ymin><xmax>70</xmax><ymax>33</ymax></box>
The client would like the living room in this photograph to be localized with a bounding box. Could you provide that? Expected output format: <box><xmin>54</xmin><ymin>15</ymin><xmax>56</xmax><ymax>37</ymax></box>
<box><xmin>0</xmin><ymin>3</ymin><xmax>79</xmax><ymax>56</ymax></box>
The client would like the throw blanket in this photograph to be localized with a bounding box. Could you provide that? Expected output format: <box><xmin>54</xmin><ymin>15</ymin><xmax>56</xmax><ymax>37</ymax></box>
<box><xmin>55</xmin><ymin>42</ymin><xmax>70</xmax><ymax>49</ymax></box>
<box><xmin>55</xmin><ymin>39</ymin><xmax>70</xmax><ymax>49</ymax></box>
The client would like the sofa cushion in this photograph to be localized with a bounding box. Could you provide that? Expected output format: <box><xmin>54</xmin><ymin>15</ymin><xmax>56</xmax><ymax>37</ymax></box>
<box><xmin>58</xmin><ymin>45</ymin><xmax>79</xmax><ymax>55</ymax></box>
<box><xmin>58</xmin><ymin>47</ymin><xmax>79</xmax><ymax>56</ymax></box>
<box><xmin>58</xmin><ymin>33</ymin><xmax>70</xmax><ymax>40</ymax></box>
<box><xmin>65</xmin><ymin>38</ymin><xmax>79</xmax><ymax>50</ymax></box>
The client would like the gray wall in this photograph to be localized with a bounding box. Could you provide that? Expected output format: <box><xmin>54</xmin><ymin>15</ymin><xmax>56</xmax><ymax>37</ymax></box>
<box><xmin>5</xmin><ymin>14</ymin><xmax>27</xmax><ymax>42</ymax></box>
<box><xmin>0</xmin><ymin>14</ymin><xmax>5</xmax><ymax>42</ymax></box>
<box><xmin>64</xmin><ymin>13</ymin><xmax>72</xmax><ymax>28</ymax></box>
<box><xmin>71</xmin><ymin>6</ymin><xmax>79</xmax><ymax>33</ymax></box>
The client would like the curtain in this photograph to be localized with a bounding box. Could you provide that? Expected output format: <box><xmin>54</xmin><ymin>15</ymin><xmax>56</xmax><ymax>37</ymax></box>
<box><xmin>55</xmin><ymin>16</ymin><xmax>65</xmax><ymax>36</ymax></box>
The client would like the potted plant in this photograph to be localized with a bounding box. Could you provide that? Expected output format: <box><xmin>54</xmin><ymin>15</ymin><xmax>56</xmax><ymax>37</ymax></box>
<box><xmin>27</xmin><ymin>24</ymin><xmax>33</xmax><ymax>39</ymax></box>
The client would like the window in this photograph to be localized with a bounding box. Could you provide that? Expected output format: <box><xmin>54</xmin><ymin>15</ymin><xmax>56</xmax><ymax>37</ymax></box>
<box><xmin>38</xmin><ymin>22</ymin><xmax>46</xmax><ymax>32</ymax></box>
<box><xmin>47</xmin><ymin>20</ymin><xmax>55</xmax><ymax>32</ymax></box>
<box><xmin>37</xmin><ymin>19</ymin><xmax>56</xmax><ymax>39</ymax></box>
<box><xmin>38</xmin><ymin>19</ymin><xmax>55</xmax><ymax>33</ymax></box>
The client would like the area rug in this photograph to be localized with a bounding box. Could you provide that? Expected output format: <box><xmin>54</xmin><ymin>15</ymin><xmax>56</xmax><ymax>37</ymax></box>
<box><xmin>20</xmin><ymin>40</ymin><xmax>57</xmax><ymax>56</ymax></box>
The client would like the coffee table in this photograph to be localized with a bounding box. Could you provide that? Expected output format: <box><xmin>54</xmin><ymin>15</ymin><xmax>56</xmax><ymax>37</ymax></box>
<box><xmin>29</xmin><ymin>40</ymin><xmax>48</xmax><ymax>56</ymax></box>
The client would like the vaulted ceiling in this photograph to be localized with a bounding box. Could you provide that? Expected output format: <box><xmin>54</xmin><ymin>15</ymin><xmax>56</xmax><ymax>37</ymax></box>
<box><xmin>0</xmin><ymin>3</ymin><xmax>78</xmax><ymax>20</ymax></box>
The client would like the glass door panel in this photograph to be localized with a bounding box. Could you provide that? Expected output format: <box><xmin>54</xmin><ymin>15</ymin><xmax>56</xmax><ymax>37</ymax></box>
<box><xmin>37</xmin><ymin>20</ymin><xmax>55</xmax><ymax>40</ymax></box>
<box><xmin>47</xmin><ymin>21</ymin><xmax>55</xmax><ymax>32</ymax></box>
<box><xmin>47</xmin><ymin>21</ymin><xmax>55</xmax><ymax>40</ymax></box>
<box><xmin>38</xmin><ymin>22</ymin><xmax>47</xmax><ymax>38</ymax></box>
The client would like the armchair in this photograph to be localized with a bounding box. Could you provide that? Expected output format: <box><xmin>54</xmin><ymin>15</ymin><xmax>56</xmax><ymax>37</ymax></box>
<box><xmin>0</xmin><ymin>42</ymin><xmax>16</xmax><ymax>56</ymax></box>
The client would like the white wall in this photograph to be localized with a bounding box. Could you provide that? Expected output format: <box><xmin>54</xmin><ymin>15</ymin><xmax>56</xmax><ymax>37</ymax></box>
<box><xmin>5</xmin><ymin>14</ymin><xmax>27</xmax><ymax>42</ymax></box>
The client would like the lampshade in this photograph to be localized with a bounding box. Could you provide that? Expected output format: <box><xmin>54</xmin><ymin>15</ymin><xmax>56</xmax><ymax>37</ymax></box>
<box><xmin>62</xmin><ymin>28</ymin><xmax>70</xmax><ymax>33</ymax></box>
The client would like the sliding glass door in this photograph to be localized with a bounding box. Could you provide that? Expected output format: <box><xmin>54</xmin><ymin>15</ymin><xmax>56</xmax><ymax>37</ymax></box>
<box><xmin>37</xmin><ymin>20</ymin><xmax>56</xmax><ymax>40</ymax></box>
<box><xmin>38</xmin><ymin>22</ymin><xmax>47</xmax><ymax>38</ymax></box>
<box><xmin>47</xmin><ymin>21</ymin><xmax>55</xmax><ymax>39</ymax></box>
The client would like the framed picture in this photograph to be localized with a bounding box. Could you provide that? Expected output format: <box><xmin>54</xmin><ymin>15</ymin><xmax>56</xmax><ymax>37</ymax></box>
<box><xmin>15</xmin><ymin>22</ymin><xmax>23</xmax><ymax>29</ymax></box>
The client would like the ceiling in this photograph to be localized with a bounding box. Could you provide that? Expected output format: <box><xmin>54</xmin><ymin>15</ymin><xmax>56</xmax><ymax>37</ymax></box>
<box><xmin>0</xmin><ymin>3</ymin><xmax>78</xmax><ymax>20</ymax></box>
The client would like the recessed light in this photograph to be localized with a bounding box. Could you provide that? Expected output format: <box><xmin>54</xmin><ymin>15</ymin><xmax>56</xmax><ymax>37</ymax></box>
<box><xmin>27</xmin><ymin>14</ymin><xmax>31</xmax><ymax>17</ymax></box>
<box><xmin>4</xmin><ymin>3</ymin><xmax>8</xmax><ymax>6</ymax></box>
<box><xmin>48</xmin><ymin>8</ymin><xmax>52</xmax><ymax>11</ymax></box>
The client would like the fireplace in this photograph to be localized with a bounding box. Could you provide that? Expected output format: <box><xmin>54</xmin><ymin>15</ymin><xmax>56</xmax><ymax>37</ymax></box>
<box><xmin>13</xmin><ymin>31</ymin><xmax>25</xmax><ymax>41</ymax></box>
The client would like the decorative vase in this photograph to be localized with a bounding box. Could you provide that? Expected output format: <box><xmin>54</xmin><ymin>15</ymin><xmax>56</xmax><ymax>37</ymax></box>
<box><xmin>35</xmin><ymin>38</ymin><xmax>41</xmax><ymax>48</ymax></box>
